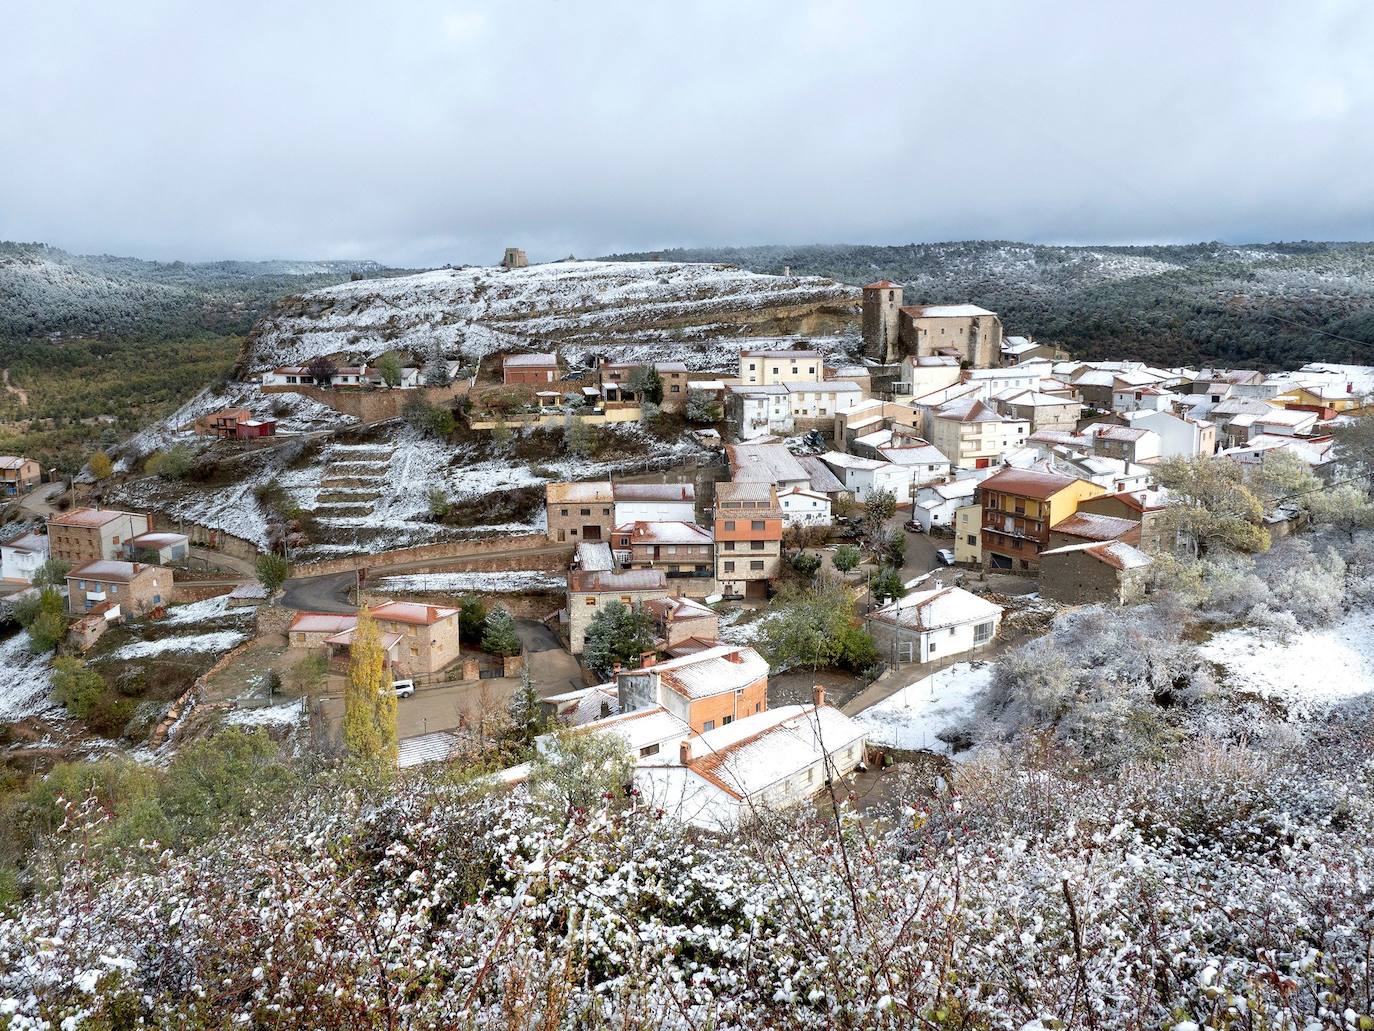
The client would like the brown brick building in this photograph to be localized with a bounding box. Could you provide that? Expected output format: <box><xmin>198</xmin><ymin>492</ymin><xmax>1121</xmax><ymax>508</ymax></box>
<box><xmin>978</xmin><ymin>468</ymin><xmax>1105</xmax><ymax>573</ymax></box>
<box><xmin>546</xmin><ymin>481</ymin><xmax>615</xmax><ymax>543</ymax></box>
<box><xmin>66</xmin><ymin>560</ymin><xmax>168</xmax><ymax>615</ymax></box>
<box><xmin>48</xmin><ymin>508</ymin><xmax>151</xmax><ymax>564</ymax></box>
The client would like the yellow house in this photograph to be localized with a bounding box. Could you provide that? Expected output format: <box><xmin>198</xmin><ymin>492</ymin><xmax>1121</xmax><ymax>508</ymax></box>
<box><xmin>1272</xmin><ymin>385</ymin><xmax>1361</xmax><ymax>414</ymax></box>
<box><xmin>953</xmin><ymin>504</ymin><xmax>982</xmax><ymax>565</ymax></box>
<box><xmin>978</xmin><ymin>467</ymin><xmax>1106</xmax><ymax>573</ymax></box>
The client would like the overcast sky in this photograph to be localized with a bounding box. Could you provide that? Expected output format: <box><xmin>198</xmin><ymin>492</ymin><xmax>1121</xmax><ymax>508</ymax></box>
<box><xmin>3</xmin><ymin>0</ymin><xmax>1373</xmax><ymax>267</ymax></box>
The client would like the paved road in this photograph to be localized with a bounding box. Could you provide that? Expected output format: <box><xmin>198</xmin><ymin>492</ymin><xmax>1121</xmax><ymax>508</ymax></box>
<box><xmin>20</xmin><ymin>482</ymin><xmax>65</xmax><ymax>518</ymax></box>
<box><xmin>517</xmin><ymin>618</ymin><xmax>585</xmax><ymax>696</ymax></box>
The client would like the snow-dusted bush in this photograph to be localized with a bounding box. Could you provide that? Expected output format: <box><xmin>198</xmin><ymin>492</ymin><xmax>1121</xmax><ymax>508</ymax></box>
<box><xmin>979</xmin><ymin>603</ymin><xmax>1213</xmax><ymax>766</ymax></box>
<box><xmin>0</xmin><ymin>728</ymin><xmax>1371</xmax><ymax>1030</ymax></box>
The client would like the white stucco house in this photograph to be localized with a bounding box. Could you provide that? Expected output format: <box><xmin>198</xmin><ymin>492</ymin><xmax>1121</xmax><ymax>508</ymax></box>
<box><xmin>910</xmin><ymin>478</ymin><xmax>979</xmax><ymax>532</ymax></box>
<box><xmin>864</xmin><ymin>584</ymin><xmax>1004</xmax><ymax>665</ymax></box>
<box><xmin>777</xmin><ymin>486</ymin><xmax>832</xmax><ymax>527</ymax></box>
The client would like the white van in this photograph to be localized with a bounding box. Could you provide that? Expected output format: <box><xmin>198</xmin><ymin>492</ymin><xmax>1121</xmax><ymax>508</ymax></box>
<box><xmin>393</xmin><ymin>678</ymin><xmax>416</xmax><ymax>699</ymax></box>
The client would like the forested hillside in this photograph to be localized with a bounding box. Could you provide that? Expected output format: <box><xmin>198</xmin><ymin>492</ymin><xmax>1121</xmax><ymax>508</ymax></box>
<box><xmin>607</xmin><ymin>241</ymin><xmax>1374</xmax><ymax>368</ymax></box>
<box><xmin>0</xmin><ymin>243</ymin><xmax>407</xmax><ymax>469</ymax></box>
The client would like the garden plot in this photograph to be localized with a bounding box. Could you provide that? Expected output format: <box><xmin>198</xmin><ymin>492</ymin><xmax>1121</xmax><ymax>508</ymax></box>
<box><xmin>109</xmin><ymin>631</ymin><xmax>248</xmax><ymax>661</ymax></box>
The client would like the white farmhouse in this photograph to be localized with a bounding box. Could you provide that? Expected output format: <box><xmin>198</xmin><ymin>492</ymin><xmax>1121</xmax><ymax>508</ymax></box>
<box><xmin>910</xmin><ymin>478</ymin><xmax>978</xmax><ymax>532</ymax></box>
<box><xmin>776</xmin><ymin>486</ymin><xmax>832</xmax><ymax>527</ymax></box>
<box><xmin>819</xmin><ymin>451</ymin><xmax>908</xmax><ymax>501</ymax></box>
<box><xmin>612</xmin><ymin>483</ymin><xmax>696</xmax><ymax>524</ymax></box>
<box><xmin>864</xmin><ymin>584</ymin><xmax>1003</xmax><ymax>665</ymax></box>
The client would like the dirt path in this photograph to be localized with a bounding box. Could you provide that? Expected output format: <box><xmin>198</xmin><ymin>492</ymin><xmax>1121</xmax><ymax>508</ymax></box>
<box><xmin>1</xmin><ymin>369</ymin><xmax>27</xmax><ymax>406</ymax></box>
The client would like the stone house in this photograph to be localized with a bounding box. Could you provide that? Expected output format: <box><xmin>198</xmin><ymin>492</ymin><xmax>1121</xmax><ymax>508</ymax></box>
<box><xmin>1047</xmin><ymin>511</ymin><xmax>1142</xmax><ymax>551</ymax></box>
<box><xmin>47</xmin><ymin>508</ymin><xmax>151</xmax><ymax>565</ymax></box>
<box><xmin>502</xmin><ymin>353</ymin><xmax>559</xmax><ymax>385</ymax></box>
<box><xmin>369</xmin><ymin>601</ymin><xmax>462</xmax><ymax>677</ymax></box>
<box><xmin>898</xmin><ymin>304</ymin><xmax>1001</xmax><ymax>368</ymax></box>
<box><xmin>1039</xmin><ymin>540</ymin><xmax>1153</xmax><ymax>605</ymax></box>
<box><xmin>566</xmin><ymin>568</ymin><xmax>670</xmax><ymax>654</ymax></box>
<box><xmin>66</xmin><ymin>560</ymin><xmax>168</xmax><ymax>615</ymax></box>
<box><xmin>865</xmin><ymin>585</ymin><xmax>1003</xmax><ymax>665</ymax></box>
<box><xmin>1077</xmin><ymin>489</ymin><xmax>1170</xmax><ymax>553</ymax></box>
<box><xmin>993</xmin><ymin>389</ymin><xmax>1082</xmax><ymax>433</ymax></box>
<box><xmin>545</xmin><ymin>481</ymin><xmax>615</xmax><ymax>543</ymax></box>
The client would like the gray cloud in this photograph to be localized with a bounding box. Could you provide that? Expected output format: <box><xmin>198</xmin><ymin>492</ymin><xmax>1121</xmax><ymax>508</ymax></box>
<box><xmin>3</xmin><ymin>0</ymin><xmax>1372</xmax><ymax>266</ymax></box>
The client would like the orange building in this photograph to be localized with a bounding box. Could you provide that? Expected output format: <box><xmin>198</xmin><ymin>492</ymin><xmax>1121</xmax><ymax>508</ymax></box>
<box><xmin>978</xmin><ymin>467</ymin><xmax>1105</xmax><ymax>573</ymax></box>
<box><xmin>712</xmin><ymin>481</ymin><xmax>782</xmax><ymax>599</ymax></box>
<box><xmin>615</xmin><ymin>645</ymin><xmax>769</xmax><ymax>734</ymax></box>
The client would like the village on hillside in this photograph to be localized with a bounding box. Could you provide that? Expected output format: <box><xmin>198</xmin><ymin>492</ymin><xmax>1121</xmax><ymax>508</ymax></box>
<box><xmin>0</xmin><ymin>252</ymin><xmax>1370</xmax><ymax>829</ymax></box>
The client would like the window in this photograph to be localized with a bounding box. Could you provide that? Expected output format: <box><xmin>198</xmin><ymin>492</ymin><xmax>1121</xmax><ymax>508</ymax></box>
<box><xmin>559</xmin><ymin>507</ymin><xmax>569</xmax><ymax>516</ymax></box>
<box><xmin>723</xmin><ymin>520</ymin><xmax>735</xmax><ymax>531</ymax></box>
<box><xmin>639</xmin><ymin>742</ymin><xmax>659</xmax><ymax>757</ymax></box>
<box><xmin>724</xmin><ymin>561</ymin><xmax>736</xmax><ymax>572</ymax></box>
<box><xmin>974</xmin><ymin>621</ymin><xmax>994</xmax><ymax>644</ymax></box>
<box><xmin>671</xmin><ymin>385</ymin><xmax>680</xmax><ymax>393</ymax></box>
<box><xmin>967</xmin><ymin>535</ymin><xmax>977</xmax><ymax>546</ymax></box>
<box><xmin>722</xmin><ymin>715</ymin><xmax>733</xmax><ymax>726</ymax></box>
<box><xmin>755</xmin><ymin>702</ymin><xmax>761</xmax><ymax>713</ymax></box>
<box><xmin>724</xmin><ymin>541</ymin><xmax>736</xmax><ymax>551</ymax></box>
<box><xmin>928</xmin><ymin>640</ymin><xmax>938</xmax><ymax>655</ymax></box>
<box><xmin>750</xmin><ymin>520</ymin><xmax>764</xmax><ymax>531</ymax></box>
<box><xmin>585</xmin><ymin>597</ymin><xmax>596</xmax><ymax>605</ymax></box>
<box><xmin>750</xmin><ymin>560</ymin><xmax>764</xmax><ymax>570</ymax></box>
<box><xmin>703</xmin><ymin>720</ymin><xmax>715</xmax><ymax>732</ymax></box>
<box><xmin>580</xmin><ymin>508</ymin><xmax>591</xmax><ymax>516</ymax></box>
<box><xmin>750</xmin><ymin>540</ymin><xmax>764</xmax><ymax>551</ymax></box>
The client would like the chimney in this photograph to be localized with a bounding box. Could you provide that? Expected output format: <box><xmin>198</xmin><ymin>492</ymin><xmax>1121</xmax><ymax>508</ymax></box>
<box><xmin>427</xmin><ymin>606</ymin><xmax>437</xmax><ymax>622</ymax></box>
<box><xmin>812</xmin><ymin>684</ymin><xmax>826</xmax><ymax>709</ymax></box>
<box><xmin>640</xmin><ymin>652</ymin><xmax>655</xmax><ymax>669</ymax></box>
<box><xmin>679</xmin><ymin>739</ymin><xmax>693</xmax><ymax>764</ymax></box>
<box><xmin>612</xmin><ymin>662</ymin><xmax>622</xmax><ymax>676</ymax></box>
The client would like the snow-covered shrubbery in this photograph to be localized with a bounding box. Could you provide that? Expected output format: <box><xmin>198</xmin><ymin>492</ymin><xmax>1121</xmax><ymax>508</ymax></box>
<box><xmin>978</xmin><ymin>602</ymin><xmax>1215</xmax><ymax>766</ymax></box>
<box><xmin>0</xmin><ymin>726</ymin><xmax>1370</xmax><ymax>1029</ymax></box>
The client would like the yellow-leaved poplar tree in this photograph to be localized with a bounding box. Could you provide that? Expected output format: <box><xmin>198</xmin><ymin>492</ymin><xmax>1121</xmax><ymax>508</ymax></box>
<box><xmin>342</xmin><ymin>607</ymin><xmax>398</xmax><ymax>772</ymax></box>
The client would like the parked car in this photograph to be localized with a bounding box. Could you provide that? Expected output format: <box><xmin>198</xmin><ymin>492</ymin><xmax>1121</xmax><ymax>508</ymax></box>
<box><xmin>394</xmin><ymin>678</ymin><xmax>416</xmax><ymax>699</ymax></box>
<box><xmin>936</xmin><ymin>549</ymin><xmax>956</xmax><ymax>566</ymax></box>
<box><xmin>903</xmin><ymin>519</ymin><xmax>923</xmax><ymax>533</ymax></box>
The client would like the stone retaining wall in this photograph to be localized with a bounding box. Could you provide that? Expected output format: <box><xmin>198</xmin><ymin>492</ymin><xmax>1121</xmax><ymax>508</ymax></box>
<box><xmin>291</xmin><ymin>534</ymin><xmax>563</xmax><ymax>578</ymax></box>
<box><xmin>262</xmin><ymin>381</ymin><xmax>469</xmax><ymax>423</ymax></box>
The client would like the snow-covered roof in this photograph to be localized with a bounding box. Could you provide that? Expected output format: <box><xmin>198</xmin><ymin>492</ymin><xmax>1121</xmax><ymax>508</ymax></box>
<box><xmin>648</xmin><ymin>645</ymin><xmax>769</xmax><ymax>699</ymax></box>
<box><xmin>371</xmin><ymin>601</ymin><xmax>460</xmax><ymax>625</ymax></box>
<box><xmin>0</xmin><ymin>456</ymin><xmax>35</xmax><ymax>471</ymax></box>
<box><xmin>289</xmin><ymin>612</ymin><xmax>357</xmax><ymax>635</ymax></box>
<box><xmin>934</xmin><ymin>397</ymin><xmax>1006</xmax><ymax>424</ymax></box>
<box><xmin>877</xmin><ymin>443</ymin><xmax>949</xmax><ymax>467</ymax></box>
<box><xmin>1050</xmin><ymin>512</ymin><xmax>1141</xmax><ymax>542</ymax></box>
<box><xmin>614</xmin><ymin>521</ymin><xmax>713</xmax><ymax>546</ymax></box>
<box><xmin>1041</xmin><ymin>539</ymin><xmax>1153</xmax><ymax>571</ymax></box>
<box><xmin>820</xmin><ymin>450</ymin><xmax>887</xmax><ymax>472</ymax></box>
<box><xmin>715</xmin><ymin>479</ymin><xmax>776</xmax><ymax>504</ymax></box>
<box><xmin>49</xmin><ymin>507</ymin><xmax>139</xmax><ymax>528</ymax></box>
<box><xmin>979</xmin><ymin>466</ymin><xmax>1082</xmax><ymax>499</ymax></box>
<box><xmin>783</xmin><ymin>381</ymin><xmax>860</xmax><ymax>395</ymax></box>
<box><xmin>797</xmin><ymin>455</ymin><xmax>847</xmax><ymax>494</ymax></box>
<box><xmin>567</xmin><ymin>569</ymin><xmax>669</xmax><ymax>593</ymax></box>
<box><xmin>1</xmin><ymin>531</ymin><xmax>48</xmax><ymax>555</ymax></box>
<box><xmin>681</xmin><ymin>703</ymin><xmax>866</xmax><ymax>800</ymax></box>
<box><xmin>575</xmin><ymin>541</ymin><xmax>615</xmax><ymax>573</ymax></box>
<box><xmin>503</xmin><ymin>352</ymin><xmax>558</xmax><ymax>367</ymax></box>
<box><xmin>869</xmin><ymin>585</ymin><xmax>1003</xmax><ymax>633</ymax></box>
<box><xmin>577</xmin><ymin>705</ymin><xmax>690</xmax><ymax>754</ymax></box>
<box><xmin>642</xmin><ymin>596</ymin><xmax>717</xmax><ymax>623</ymax></box>
<box><xmin>68</xmin><ymin>560</ymin><xmax>158</xmax><ymax>582</ymax></box>
<box><xmin>998</xmin><ymin>389</ymin><xmax>1078</xmax><ymax>408</ymax></box>
<box><xmin>547</xmin><ymin>480</ymin><xmax>614</xmax><ymax>503</ymax></box>
<box><xmin>901</xmin><ymin>303</ymin><xmax>995</xmax><ymax>319</ymax></box>
<box><xmin>397</xmin><ymin>731</ymin><xmax>461</xmax><ymax>768</ymax></box>
<box><xmin>128</xmin><ymin>532</ymin><xmax>188</xmax><ymax>548</ymax></box>
<box><xmin>613</xmin><ymin>482</ymin><xmax>696</xmax><ymax>503</ymax></box>
<box><xmin>727</xmin><ymin>442</ymin><xmax>809</xmax><ymax>485</ymax></box>
<box><xmin>740</xmin><ymin>348</ymin><xmax>823</xmax><ymax>360</ymax></box>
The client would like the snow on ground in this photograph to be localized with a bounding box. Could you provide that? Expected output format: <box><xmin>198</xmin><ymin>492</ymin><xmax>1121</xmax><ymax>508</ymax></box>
<box><xmin>108</xmin><ymin>631</ymin><xmax>247</xmax><ymax>661</ymax></box>
<box><xmin>248</xmin><ymin>260</ymin><xmax>856</xmax><ymax>369</ymax></box>
<box><xmin>853</xmin><ymin>662</ymin><xmax>993</xmax><ymax>755</ymax></box>
<box><xmin>375</xmin><ymin>571</ymin><xmax>563</xmax><ymax>593</ymax></box>
<box><xmin>0</xmin><ymin>633</ymin><xmax>59</xmax><ymax>721</ymax></box>
<box><xmin>159</xmin><ymin>595</ymin><xmax>255</xmax><ymax>626</ymax></box>
<box><xmin>227</xmin><ymin>698</ymin><xmax>305</xmax><ymax>728</ymax></box>
<box><xmin>717</xmin><ymin>606</ymin><xmax>784</xmax><ymax>646</ymax></box>
<box><xmin>1199</xmin><ymin>606</ymin><xmax>1374</xmax><ymax>719</ymax></box>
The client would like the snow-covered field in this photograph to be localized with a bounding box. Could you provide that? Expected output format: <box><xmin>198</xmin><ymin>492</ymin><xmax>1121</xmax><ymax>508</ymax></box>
<box><xmin>1200</xmin><ymin>606</ymin><xmax>1374</xmax><ymax>718</ymax></box>
<box><xmin>227</xmin><ymin>698</ymin><xmax>304</xmax><ymax>728</ymax></box>
<box><xmin>159</xmin><ymin>595</ymin><xmax>255</xmax><ymax>626</ymax></box>
<box><xmin>0</xmin><ymin>633</ymin><xmax>59</xmax><ymax>721</ymax></box>
<box><xmin>108</xmin><ymin>631</ymin><xmax>247</xmax><ymax>661</ymax></box>
<box><xmin>375</xmin><ymin>571</ymin><xmax>563</xmax><ymax>594</ymax></box>
<box><xmin>248</xmin><ymin>260</ymin><xmax>857</xmax><ymax>369</ymax></box>
<box><xmin>852</xmin><ymin>662</ymin><xmax>992</xmax><ymax>755</ymax></box>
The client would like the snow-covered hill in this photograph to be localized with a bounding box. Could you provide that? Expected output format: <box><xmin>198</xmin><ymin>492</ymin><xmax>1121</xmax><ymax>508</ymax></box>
<box><xmin>245</xmin><ymin>260</ymin><xmax>858</xmax><ymax>370</ymax></box>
